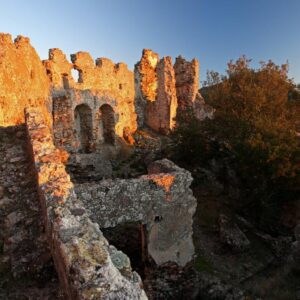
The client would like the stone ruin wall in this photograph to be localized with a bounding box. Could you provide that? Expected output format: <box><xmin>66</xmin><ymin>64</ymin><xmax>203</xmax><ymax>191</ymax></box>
<box><xmin>43</xmin><ymin>49</ymin><xmax>137</xmax><ymax>152</ymax></box>
<box><xmin>75</xmin><ymin>159</ymin><xmax>197</xmax><ymax>267</ymax></box>
<box><xmin>24</xmin><ymin>108</ymin><xmax>197</xmax><ymax>300</ymax></box>
<box><xmin>135</xmin><ymin>49</ymin><xmax>214</xmax><ymax>133</ymax></box>
<box><xmin>0</xmin><ymin>33</ymin><xmax>202</xmax><ymax>299</ymax></box>
<box><xmin>174</xmin><ymin>56</ymin><xmax>200</xmax><ymax>111</ymax></box>
<box><xmin>25</xmin><ymin>108</ymin><xmax>147</xmax><ymax>300</ymax></box>
<box><xmin>44</xmin><ymin>45</ymin><xmax>212</xmax><ymax>153</ymax></box>
<box><xmin>0</xmin><ymin>34</ymin><xmax>51</xmax><ymax>127</ymax></box>
<box><xmin>174</xmin><ymin>56</ymin><xmax>214</xmax><ymax>120</ymax></box>
<box><xmin>135</xmin><ymin>50</ymin><xmax>175</xmax><ymax>133</ymax></box>
<box><xmin>0</xmin><ymin>32</ymin><xmax>212</xmax><ymax>147</ymax></box>
<box><xmin>134</xmin><ymin>50</ymin><xmax>178</xmax><ymax>133</ymax></box>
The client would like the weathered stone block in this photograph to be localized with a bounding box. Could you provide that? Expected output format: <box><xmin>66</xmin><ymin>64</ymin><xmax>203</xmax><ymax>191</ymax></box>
<box><xmin>0</xmin><ymin>33</ymin><xmax>51</xmax><ymax>126</ymax></box>
<box><xmin>75</xmin><ymin>159</ymin><xmax>197</xmax><ymax>267</ymax></box>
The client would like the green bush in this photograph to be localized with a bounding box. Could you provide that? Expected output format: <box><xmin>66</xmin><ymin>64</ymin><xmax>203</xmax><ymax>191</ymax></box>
<box><xmin>171</xmin><ymin>57</ymin><xmax>300</xmax><ymax>230</ymax></box>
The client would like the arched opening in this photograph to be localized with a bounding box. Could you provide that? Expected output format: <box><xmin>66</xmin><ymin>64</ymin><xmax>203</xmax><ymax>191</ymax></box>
<box><xmin>71</xmin><ymin>69</ymin><xmax>82</xmax><ymax>83</ymax></box>
<box><xmin>74</xmin><ymin>104</ymin><xmax>93</xmax><ymax>153</ymax></box>
<box><xmin>100</xmin><ymin>104</ymin><xmax>115</xmax><ymax>145</ymax></box>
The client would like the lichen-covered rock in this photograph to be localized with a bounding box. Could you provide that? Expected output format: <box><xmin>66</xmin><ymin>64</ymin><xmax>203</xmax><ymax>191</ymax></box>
<box><xmin>75</xmin><ymin>159</ymin><xmax>197</xmax><ymax>267</ymax></box>
<box><xmin>109</xmin><ymin>245</ymin><xmax>132</xmax><ymax>277</ymax></box>
<box><xmin>25</xmin><ymin>108</ymin><xmax>147</xmax><ymax>300</ymax></box>
<box><xmin>0</xmin><ymin>33</ymin><xmax>51</xmax><ymax>126</ymax></box>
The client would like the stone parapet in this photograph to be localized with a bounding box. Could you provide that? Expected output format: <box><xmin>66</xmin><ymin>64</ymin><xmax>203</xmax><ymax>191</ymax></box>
<box><xmin>25</xmin><ymin>108</ymin><xmax>147</xmax><ymax>300</ymax></box>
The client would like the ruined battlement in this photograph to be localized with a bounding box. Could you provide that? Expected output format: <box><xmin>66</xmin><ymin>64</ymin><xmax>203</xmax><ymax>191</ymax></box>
<box><xmin>43</xmin><ymin>46</ymin><xmax>137</xmax><ymax>152</ymax></box>
<box><xmin>44</xmin><ymin>48</ymin><xmax>134</xmax><ymax>95</ymax></box>
<box><xmin>0</xmin><ymin>32</ymin><xmax>212</xmax><ymax>140</ymax></box>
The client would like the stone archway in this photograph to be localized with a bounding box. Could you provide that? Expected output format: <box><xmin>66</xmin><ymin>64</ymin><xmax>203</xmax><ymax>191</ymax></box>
<box><xmin>99</xmin><ymin>104</ymin><xmax>115</xmax><ymax>145</ymax></box>
<box><xmin>74</xmin><ymin>104</ymin><xmax>93</xmax><ymax>153</ymax></box>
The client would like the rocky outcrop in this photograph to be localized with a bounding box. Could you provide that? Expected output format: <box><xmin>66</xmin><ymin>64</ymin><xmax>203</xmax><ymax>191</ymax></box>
<box><xmin>75</xmin><ymin>159</ymin><xmax>197</xmax><ymax>267</ymax></box>
<box><xmin>25</xmin><ymin>108</ymin><xmax>147</xmax><ymax>300</ymax></box>
<box><xmin>0</xmin><ymin>34</ymin><xmax>51</xmax><ymax>126</ymax></box>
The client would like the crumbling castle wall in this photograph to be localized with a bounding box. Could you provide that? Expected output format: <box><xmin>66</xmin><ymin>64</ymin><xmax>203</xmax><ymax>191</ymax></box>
<box><xmin>174</xmin><ymin>56</ymin><xmax>214</xmax><ymax>120</ymax></box>
<box><xmin>75</xmin><ymin>159</ymin><xmax>197</xmax><ymax>267</ymax></box>
<box><xmin>145</xmin><ymin>57</ymin><xmax>178</xmax><ymax>133</ymax></box>
<box><xmin>0</xmin><ymin>31</ymin><xmax>212</xmax><ymax>141</ymax></box>
<box><xmin>134</xmin><ymin>49</ymin><xmax>159</xmax><ymax>127</ymax></box>
<box><xmin>135</xmin><ymin>50</ymin><xmax>177</xmax><ymax>133</ymax></box>
<box><xmin>25</xmin><ymin>108</ymin><xmax>147</xmax><ymax>300</ymax></box>
<box><xmin>0</xmin><ymin>34</ymin><xmax>51</xmax><ymax>126</ymax></box>
<box><xmin>43</xmin><ymin>49</ymin><xmax>137</xmax><ymax>152</ymax></box>
<box><xmin>135</xmin><ymin>50</ymin><xmax>213</xmax><ymax>133</ymax></box>
<box><xmin>174</xmin><ymin>56</ymin><xmax>200</xmax><ymax>110</ymax></box>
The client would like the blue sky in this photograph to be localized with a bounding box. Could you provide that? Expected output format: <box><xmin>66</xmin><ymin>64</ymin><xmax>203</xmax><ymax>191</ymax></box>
<box><xmin>1</xmin><ymin>0</ymin><xmax>300</xmax><ymax>83</ymax></box>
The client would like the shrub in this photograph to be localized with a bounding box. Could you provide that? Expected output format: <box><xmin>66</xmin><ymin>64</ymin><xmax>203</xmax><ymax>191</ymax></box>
<box><xmin>171</xmin><ymin>57</ymin><xmax>300</xmax><ymax>230</ymax></box>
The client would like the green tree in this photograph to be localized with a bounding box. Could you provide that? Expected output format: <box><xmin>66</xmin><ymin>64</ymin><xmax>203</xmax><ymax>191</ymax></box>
<box><xmin>173</xmin><ymin>57</ymin><xmax>300</xmax><ymax>229</ymax></box>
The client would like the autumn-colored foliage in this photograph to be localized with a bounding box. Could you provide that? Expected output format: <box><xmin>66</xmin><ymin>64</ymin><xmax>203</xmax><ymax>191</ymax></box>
<box><xmin>172</xmin><ymin>57</ymin><xmax>300</xmax><ymax>228</ymax></box>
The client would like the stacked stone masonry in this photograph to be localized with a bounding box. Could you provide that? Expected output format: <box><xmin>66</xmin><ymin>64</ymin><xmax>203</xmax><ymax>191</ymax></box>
<box><xmin>174</xmin><ymin>56</ymin><xmax>214</xmax><ymax>120</ymax></box>
<box><xmin>0</xmin><ymin>34</ymin><xmax>51</xmax><ymax>126</ymax></box>
<box><xmin>0</xmin><ymin>33</ymin><xmax>212</xmax><ymax>145</ymax></box>
<box><xmin>43</xmin><ymin>48</ymin><xmax>137</xmax><ymax>153</ymax></box>
<box><xmin>75</xmin><ymin>159</ymin><xmax>197</xmax><ymax>267</ymax></box>
<box><xmin>25</xmin><ymin>108</ymin><xmax>147</xmax><ymax>300</ymax></box>
<box><xmin>134</xmin><ymin>49</ymin><xmax>213</xmax><ymax>133</ymax></box>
